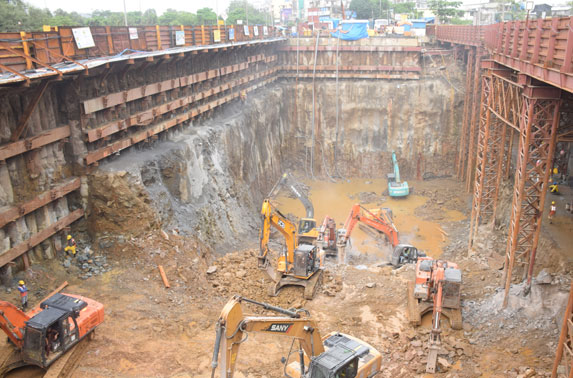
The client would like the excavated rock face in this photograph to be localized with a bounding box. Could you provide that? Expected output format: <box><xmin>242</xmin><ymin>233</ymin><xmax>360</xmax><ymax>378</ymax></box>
<box><xmin>87</xmin><ymin>74</ymin><xmax>464</xmax><ymax>249</ymax></box>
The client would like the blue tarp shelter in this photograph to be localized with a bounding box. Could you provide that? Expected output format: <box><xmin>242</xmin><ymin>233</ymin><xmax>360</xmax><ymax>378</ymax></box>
<box><xmin>331</xmin><ymin>20</ymin><xmax>369</xmax><ymax>40</ymax></box>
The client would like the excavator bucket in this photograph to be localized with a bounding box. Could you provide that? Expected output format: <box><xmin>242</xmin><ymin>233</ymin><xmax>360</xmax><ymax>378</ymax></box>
<box><xmin>269</xmin><ymin>270</ymin><xmax>324</xmax><ymax>300</ymax></box>
<box><xmin>426</xmin><ymin>345</ymin><xmax>439</xmax><ymax>373</ymax></box>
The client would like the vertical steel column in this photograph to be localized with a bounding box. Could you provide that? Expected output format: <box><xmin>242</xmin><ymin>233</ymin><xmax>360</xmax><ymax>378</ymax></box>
<box><xmin>466</xmin><ymin>48</ymin><xmax>483</xmax><ymax>191</ymax></box>
<box><xmin>502</xmin><ymin>84</ymin><xmax>561</xmax><ymax>307</ymax></box>
<box><xmin>468</xmin><ymin>73</ymin><xmax>492</xmax><ymax>249</ymax></box>
<box><xmin>457</xmin><ymin>47</ymin><xmax>475</xmax><ymax>179</ymax></box>
<box><xmin>552</xmin><ymin>281</ymin><xmax>573</xmax><ymax>378</ymax></box>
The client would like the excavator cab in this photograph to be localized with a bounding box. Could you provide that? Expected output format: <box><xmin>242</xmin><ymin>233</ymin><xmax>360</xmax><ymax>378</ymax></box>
<box><xmin>22</xmin><ymin>294</ymin><xmax>87</xmax><ymax>367</ymax></box>
<box><xmin>390</xmin><ymin>244</ymin><xmax>426</xmax><ymax>267</ymax></box>
<box><xmin>298</xmin><ymin>218</ymin><xmax>318</xmax><ymax>245</ymax></box>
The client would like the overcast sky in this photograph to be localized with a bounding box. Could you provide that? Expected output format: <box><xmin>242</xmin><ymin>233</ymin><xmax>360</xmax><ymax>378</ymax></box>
<box><xmin>26</xmin><ymin>0</ymin><xmax>234</xmax><ymax>16</ymax></box>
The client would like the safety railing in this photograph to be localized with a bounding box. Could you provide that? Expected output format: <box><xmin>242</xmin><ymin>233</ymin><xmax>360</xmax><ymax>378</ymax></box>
<box><xmin>0</xmin><ymin>24</ymin><xmax>279</xmax><ymax>73</ymax></box>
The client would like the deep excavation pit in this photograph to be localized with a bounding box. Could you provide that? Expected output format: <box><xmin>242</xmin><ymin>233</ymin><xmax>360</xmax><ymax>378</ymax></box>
<box><xmin>1</xmin><ymin>55</ymin><xmax>571</xmax><ymax>378</ymax></box>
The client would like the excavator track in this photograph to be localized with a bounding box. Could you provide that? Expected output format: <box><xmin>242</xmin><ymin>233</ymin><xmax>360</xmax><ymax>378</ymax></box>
<box><xmin>269</xmin><ymin>270</ymin><xmax>324</xmax><ymax>300</ymax></box>
<box><xmin>443</xmin><ymin>308</ymin><xmax>463</xmax><ymax>330</ymax></box>
<box><xmin>406</xmin><ymin>281</ymin><xmax>421</xmax><ymax>326</ymax></box>
<box><xmin>303</xmin><ymin>270</ymin><xmax>323</xmax><ymax>300</ymax></box>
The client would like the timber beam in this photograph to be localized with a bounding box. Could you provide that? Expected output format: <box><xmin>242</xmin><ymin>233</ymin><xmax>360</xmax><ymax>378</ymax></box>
<box><xmin>0</xmin><ymin>125</ymin><xmax>70</xmax><ymax>161</ymax></box>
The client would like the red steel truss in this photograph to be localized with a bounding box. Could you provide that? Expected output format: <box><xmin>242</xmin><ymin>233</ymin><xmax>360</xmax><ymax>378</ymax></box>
<box><xmin>502</xmin><ymin>84</ymin><xmax>561</xmax><ymax>307</ymax></box>
<box><xmin>552</xmin><ymin>282</ymin><xmax>573</xmax><ymax>377</ymax></box>
<box><xmin>456</xmin><ymin>48</ymin><xmax>475</xmax><ymax>179</ymax></box>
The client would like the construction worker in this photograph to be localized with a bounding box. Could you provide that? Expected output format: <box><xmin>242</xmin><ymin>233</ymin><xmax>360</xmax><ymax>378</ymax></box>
<box><xmin>550</xmin><ymin>181</ymin><xmax>559</xmax><ymax>194</ymax></box>
<box><xmin>549</xmin><ymin>201</ymin><xmax>557</xmax><ymax>224</ymax></box>
<box><xmin>18</xmin><ymin>280</ymin><xmax>28</xmax><ymax>311</ymax></box>
<box><xmin>64</xmin><ymin>235</ymin><xmax>77</xmax><ymax>257</ymax></box>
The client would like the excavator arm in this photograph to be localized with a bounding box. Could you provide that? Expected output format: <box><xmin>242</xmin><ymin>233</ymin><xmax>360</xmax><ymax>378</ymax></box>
<box><xmin>212</xmin><ymin>296</ymin><xmax>324</xmax><ymax>378</ymax></box>
<box><xmin>0</xmin><ymin>301</ymin><xmax>30</xmax><ymax>349</ymax></box>
<box><xmin>341</xmin><ymin>204</ymin><xmax>399</xmax><ymax>247</ymax></box>
<box><xmin>426</xmin><ymin>264</ymin><xmax>445</xmax><ymax>373</ymax></box>
<box><xmin>269</xmin><ymin>173</ymin><xmax>314</xmax><ymax>219</ymax></box>
<box><xmin>392</xmin><ymin>151</ymin><xmax>401</xmax><ymax>183</ymax></box>
<box><xmin>259</xmin><ymin>199</ymin><xmax>298</xmax><ymax>270</ymax></box>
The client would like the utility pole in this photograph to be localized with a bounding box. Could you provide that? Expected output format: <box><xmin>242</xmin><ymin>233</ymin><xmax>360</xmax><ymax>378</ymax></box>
<box><xmin>123</xmin><ymin>0</ymin><xmax>128</xmax><ymax>26</ymax></box>
<box><xmin>245</xmin><ymin>0</ymin><xmax>249</xmax><ymax>25</ymax></box>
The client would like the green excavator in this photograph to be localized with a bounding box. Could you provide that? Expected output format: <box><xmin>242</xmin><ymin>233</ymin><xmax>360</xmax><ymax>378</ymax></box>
<box><xmin>387</xmin><ymin>151</ymin><xmax>409</xmax><ymax>197</ymax></box>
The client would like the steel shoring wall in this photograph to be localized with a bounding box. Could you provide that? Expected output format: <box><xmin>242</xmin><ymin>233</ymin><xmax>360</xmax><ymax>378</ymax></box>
<box><xmin>456</xmin><ymin>48</ymin><xmax>475</xmax><ymax>179</ymax></box>
<box><xmin>552</xmin><ymin>282</ymin><xmax>573</xmax><ymax>378</ymax></box>
<box><xmin>468</xmin><ymin>73</ymin><xmax>493</xmax><ymax>248</ymax></box>
<box><xmin>502</xmin><ymin>88</ymin><xmax>561</xmax><ymax>307</ymax></box>
<box><xmin>466</xmin><ymin>48</ymin><xmax>483</xmax><ymax>191</ymax></box>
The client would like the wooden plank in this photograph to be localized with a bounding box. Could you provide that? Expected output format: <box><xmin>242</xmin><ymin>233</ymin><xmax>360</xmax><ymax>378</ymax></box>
<box><xmin>0</xmin><ymin>125</ymin><xmax>70</xmax><ymax>161</ymax></box>
<box><xmin>0</xmin><ymin>209</ymin><xmax>84</xmax><ymax>267</ymax></box>
<box><xmin>0</xmin><ymin>178</ymin><xmax>80</xmax><ymax>228</ymax></box>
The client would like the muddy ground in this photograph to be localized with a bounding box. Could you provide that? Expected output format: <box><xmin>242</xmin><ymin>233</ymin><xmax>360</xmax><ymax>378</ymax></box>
<box><xmin>1</xmin><ymin>177</ymin><xmax>571</xmax><ymax>377</ymax></box>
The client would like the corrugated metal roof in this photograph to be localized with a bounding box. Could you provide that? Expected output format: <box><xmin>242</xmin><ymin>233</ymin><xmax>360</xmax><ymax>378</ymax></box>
<box><xmin>0</xmin><ymin>37</ymin><xmax>286</xmax><ymax>86</ymax></box>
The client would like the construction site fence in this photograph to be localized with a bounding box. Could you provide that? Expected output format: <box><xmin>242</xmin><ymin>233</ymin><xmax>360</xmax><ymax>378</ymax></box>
<box><xmin>0</xmin><ymin>25</ymin><xmax>280</xmax><ymax>72</ymax></box>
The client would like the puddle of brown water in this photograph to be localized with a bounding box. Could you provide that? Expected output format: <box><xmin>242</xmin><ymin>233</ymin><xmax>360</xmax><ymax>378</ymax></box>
<box><xmin>274</xmin><ymin>178</ymin><xmax>464</xmax><ymax>259</ymax></box>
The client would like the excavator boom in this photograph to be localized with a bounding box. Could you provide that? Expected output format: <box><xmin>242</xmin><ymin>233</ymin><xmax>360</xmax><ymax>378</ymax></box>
<box><xmin>0</xmin><ymin>301</ymin><xmax>30</xmax><ymax>348</ymax></box>
<box><xmin>269</xmin><ymin>173</ymin><xmax>314</xmax><ymax>219</ymax></box>
<box><xmin>341</xmin><ymin>204</ymin><xmax>399</xmax><ymax>247</ymax></box>
<box><xmin>259</xmin><ymin>199</ymin><xmax>297</xmax><ymax>269</ymax></box>
<box><xmin>211</xmin><ymin>296</ymin><xmax>381</xmax><ymax>378</ymax></box>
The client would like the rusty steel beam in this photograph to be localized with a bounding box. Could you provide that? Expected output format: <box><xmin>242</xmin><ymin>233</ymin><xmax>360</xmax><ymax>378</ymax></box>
<box><xmin>465</xmin><ymin>48</ymin><xmax>483</xmax><ymax>190</ymax></box>
<box><xmin>0</xmin><ymin>209</ymin><xmax>84</xmax><ymax>267</ymax></box>
<box><xmin>502</xmin><ymin>84</ymin><xmax>561</xmax><ymax>307</ymax></box>
<box><xmin>0</xmin><ymin>125</ymin><xmax>70</xmax><ymax>161</ymax></box>
<box><xmin>0</xmin><ymin>178</ymin><xmax>80</xmax><ymax>228</ymax></box>
<box><xmin>457</xmin><ymin>47</ymin><xmax>475</xmax><ymax>178</ymax></box>
<box><xmin>85</xmin><ymin>77</ymin><xmax>278</xmax><ymax>165</ymax></box>
<box><xmin>552</xmin><ymin>281</ymin><xmax>573</xmax><ymax>378</ymax></box>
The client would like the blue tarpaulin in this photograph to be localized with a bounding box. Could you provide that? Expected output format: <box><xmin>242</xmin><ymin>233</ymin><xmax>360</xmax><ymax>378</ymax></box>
<box><xmin>331</xmin><ymin>21</ymin><xmax>369</xmax><ymax>40</ymax></box>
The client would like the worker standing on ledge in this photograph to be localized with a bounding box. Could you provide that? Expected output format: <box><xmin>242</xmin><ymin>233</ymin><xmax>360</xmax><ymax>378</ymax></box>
<box><xmin>17</xmin><ymin>280</ymin><xmax>28</xmax><ymax>311</ymax></box>
<box><xmin>64</xmin><ymin>235</ymin><xmax>77</xmax><ymax>257</ymax></box>
<box><xmin>549</xmin><ymin>201</ymin><xmax>557</xmax><ymax>224</ymax></box>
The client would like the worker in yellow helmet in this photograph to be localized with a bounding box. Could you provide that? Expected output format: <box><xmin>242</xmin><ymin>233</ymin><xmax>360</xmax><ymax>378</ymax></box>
<box><xmin>64</xmin><ymin>234</ymin><xmax>77</xmax><ymax>257</ymax></box>
<box><xmin>549</xmin><ymin>201</ymin><xmax>557</xmax><ymax>224</ymax></box>
<box><xmin>17</xmin><ymin>280</ymin><xmax>28</xmax><ymax>310</ymax></box>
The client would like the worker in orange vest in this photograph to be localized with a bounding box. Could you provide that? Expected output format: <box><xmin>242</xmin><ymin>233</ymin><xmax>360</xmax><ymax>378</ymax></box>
<box><xmin>549</xmin><ymin>201</ymin><xmax>557</xmax><ymax>224</ymax></box>
<box><xmin>64</xmin><ymin>235</ymin><xmax>77</xmax><ymax>257</ymax></box>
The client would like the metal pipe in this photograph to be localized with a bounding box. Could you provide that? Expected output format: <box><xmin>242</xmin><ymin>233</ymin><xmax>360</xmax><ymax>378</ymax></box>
<box><xmin>239</xmin><ymin>297</ymin><xmax>301</xmax><ymax>318</ymax></box>
<box><xmin>210</xmin><ymin>323</ymin><xmax>223</xmax><ymax>378</ymax></box>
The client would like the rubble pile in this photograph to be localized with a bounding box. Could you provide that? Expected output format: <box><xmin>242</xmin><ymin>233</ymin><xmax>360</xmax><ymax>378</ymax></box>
<box><xmin>62</xmin><ymin>245</ymin><xmax>111</xmax><ymax>280</ymax></box>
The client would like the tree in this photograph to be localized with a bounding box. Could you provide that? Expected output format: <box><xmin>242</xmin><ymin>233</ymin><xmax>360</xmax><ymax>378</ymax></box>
<box><xmin>196</xmin><ymin>7</ymin><xmax>216</xmax><ymax>25</ymax></box>
<box><xmin>394</xmin><ymin>1</ymin><xmax>420</xmax><ymax>18</ymax></box>
<box><xmin>142</xmin><ymin>9</ymin><xmax>158</xmax><ymax>25</ymax></box>
<box><xmin>226</xmin><ymin>0</ymin><xmax>266</xmax><ymax>24</ymax></box>
<box><xmin>428</xmin><ymin>0</ymin><xmax>462</xmax><ymax>23</ymax></box>
<box><xmin>349</xmin><ymin>0</ymin><xmax>377</xmax><ymax>19</ymax></box>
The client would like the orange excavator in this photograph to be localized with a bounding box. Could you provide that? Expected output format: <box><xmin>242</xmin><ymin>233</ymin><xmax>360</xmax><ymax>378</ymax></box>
<box><xmin>337</xmin><ymin>204</ymin><xmax>425</xmax><ymax>266</ymax></box>
<box><xmin>210</xmin><ymin>295</ymin><xmax>382</xmax><ymax>378</ymax></box>
<box><xmin>0</xmin><ymin>292</ymin><xmax>104</xmax><ymax>374</ymax></box>
<box><xmin>407</xmin><ymin>257</ymin><xmax>462</xmax><ymax>373</ymax></box>
<box><xmin>259</xmin><ymin>199</ymin><xmax>325</xmax><ymax>299</ymax></box>
<box><xmin>315</xmin><ymin>215</ymin><xmax>337</xmax><ymax>256</ymax></box>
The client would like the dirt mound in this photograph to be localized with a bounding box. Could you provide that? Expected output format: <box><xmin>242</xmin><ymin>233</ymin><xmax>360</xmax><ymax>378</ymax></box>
<box><xmin>87</xmin><ymin>171</ymin><xmax>160</xmax><ymax>237</ymax></box>
<box><xmin>206</xmin><ymin>249</ymin><xmax>343</xmax><ymax>311</ymax></box>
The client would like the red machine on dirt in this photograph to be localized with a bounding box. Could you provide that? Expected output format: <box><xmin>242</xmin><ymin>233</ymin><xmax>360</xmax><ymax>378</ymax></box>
<box><xmin>407</xmin><ymin>257</ymin><xmax>462</xmax><ymax>373</ymax></box>
<box><xmin>316</xmin><ymin>216</ymin><xmax>337</xmax><ymax>255</ymax></box>
<box><xmin>336</xmin><ymin>204</ymin><xmax>399</xmax><ymax>263</ymax></box>
<box><xmin>0</xmin><ymin>292</ymin><xmax>104</xmax><ymax>373</ymax></box>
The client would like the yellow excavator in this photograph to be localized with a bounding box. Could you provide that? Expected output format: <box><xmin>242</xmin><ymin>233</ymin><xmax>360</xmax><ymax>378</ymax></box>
<box><xmin>210</xmin><ymin>295</ymin><xmax>382</xmax><ymax>378</ymax></box>
<box><xmin>259</xmin><ymin>199</ymin><xmax>324</xmax><ymax>299</ymax></box>
<box><xmin>268</xmin><ymin>173</ymin><xmax>318</xmax><ymax>245</ymax></box>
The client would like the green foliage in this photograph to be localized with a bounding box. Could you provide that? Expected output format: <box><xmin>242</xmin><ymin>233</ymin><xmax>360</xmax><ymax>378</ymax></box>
<box><xmin>428</xmin><ymin>0</ymin><xmax>462</xmax><ymax>23</ymax></box>
<box><xmin>450</xmin><ymin>17</ymin><xmax>472</xmax><ymax>24</ymax></box>
<box><xmin>226</xmin><ymin>0</ymin><xmax>266</xmax><ymax>24</ymax></box>
<box><xmin>394</xmin><ymin>2</ymin><xmax>421</xmax><ymax>18</ymax></box>
<box><xmin>0</xmin><ymin>0</ymin><xmax>223</xmax><ymax>32</ymax></box>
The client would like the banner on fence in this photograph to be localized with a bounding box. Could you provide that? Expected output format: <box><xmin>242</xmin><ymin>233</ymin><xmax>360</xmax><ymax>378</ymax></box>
<box><xmin>263</xmin><ymin>26</ymin><xmax>268</xmax><ymax>35</ymax></box>
<box><xmin>129</xmin><ymin>27</ymin><xmax>138</xmax><ymax>40</ymax></box>
<box><xmin>229</xmin><ymin>28</ymin><xmax>235</xmax><ymax>40</ymax></box>
<box><xmin>253</xmin><ymin>26</ymin><xmax>259</xmax><ymax>36</ymax></box>
<box><xmin>175</xmin><ymin>31</ymin><xmax>185</xmax><ymax>45</ymax></box>
<box><xmin>213</xmin><ymin>29</ymin><xmax>221</xmax><ymax>43</ymax></box>
<box><xmin>72</xmin><ymin>27</ymin><xmax>95</xmax><ymax>49</ymax></box>
<box><xmin>244</xmin><ymin>25</ymin><xmax>249</xmax><ymax>35</ymax></box>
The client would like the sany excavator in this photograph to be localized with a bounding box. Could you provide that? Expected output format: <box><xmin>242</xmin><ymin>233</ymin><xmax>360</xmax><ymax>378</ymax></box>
<box><xmin>259</xmin><ymin>199</ymin><xmax>324</xmax><ymax>299</ymax></box>
<box><xmin>0</xmin><ymin>292</ymin><xmax>104</xmax><ymax>374</ymax></box>
<box><xmin>211</xmin><ymin>295</ymin><xmax>382</xmax><ymax>378</ymax></box>
<box><xmin>337</xmin><ymin>204</ymin><xmax>425</xmax><ymax>266</ymax></box>
<box><xmin>407</xmin><ymin>257</ymin><xmax>462</xmax><ymax>373</ymax></box>
<box><xmin>387</xmin><ymin>151</ymin><xmax>409</xmax><ymax>197</ymax></box>
<box><xmin>268</xmin><ymin>172</ymin><xmax>318</xmax><ymax>245</ymax></box>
